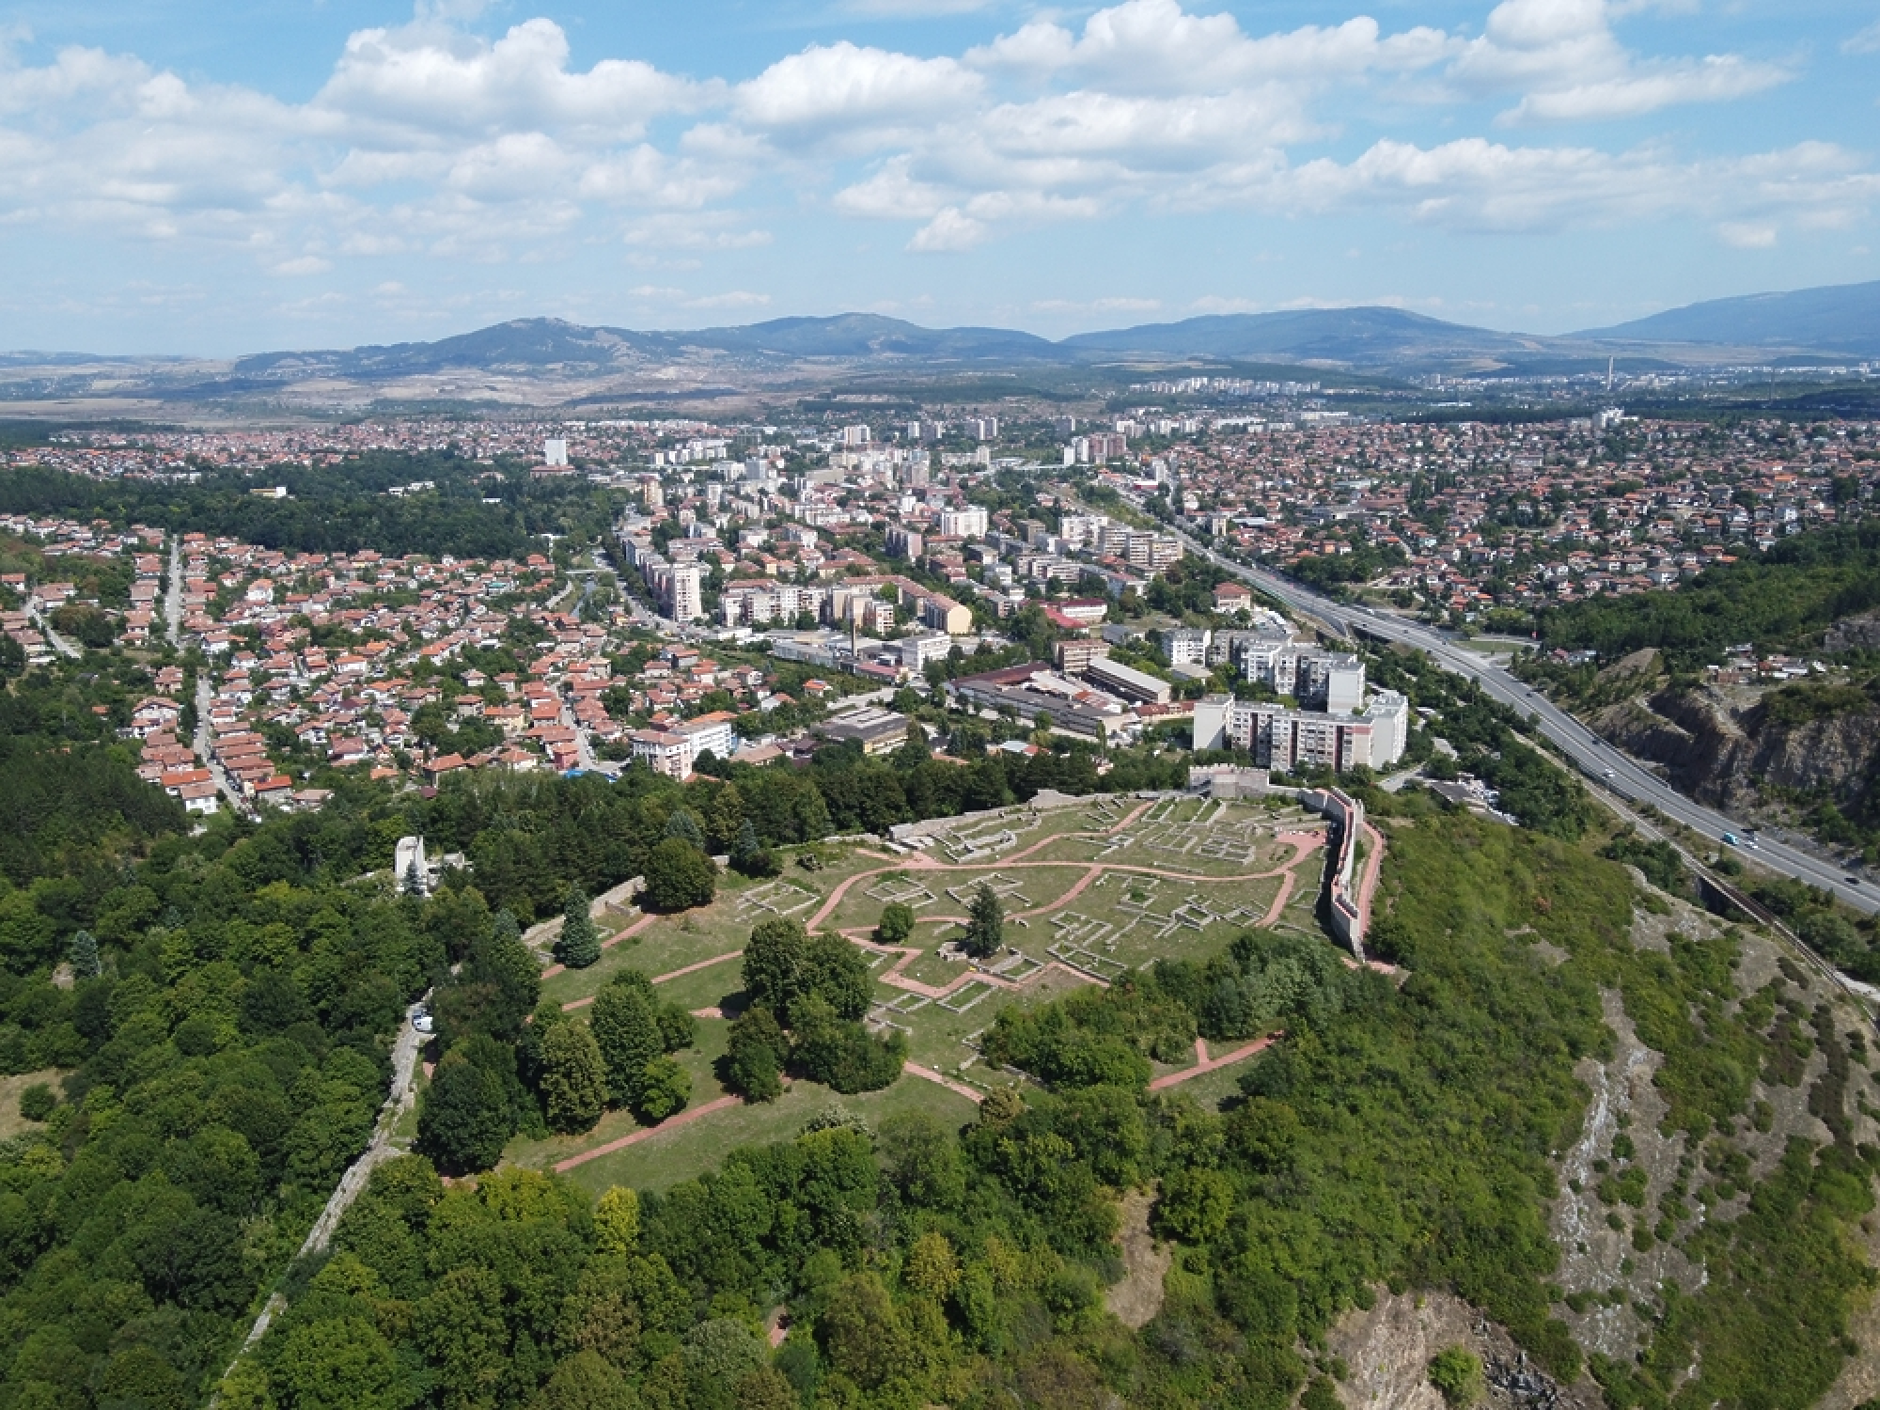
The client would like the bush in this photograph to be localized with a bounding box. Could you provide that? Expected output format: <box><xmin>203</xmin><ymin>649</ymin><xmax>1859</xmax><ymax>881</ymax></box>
<box><xmin>636</xmin><ymin>1055</ymin><xmax>691</xmax><ymax>1122</ymax></box>
<box><xmin>1429</xmin><ymin>1347</ymin><xmax>1484</xmax><ymax>1407</ymax></box>
<box><xmin>875</xmin><ymin>902</ymin><xmax>915</xmax><ymax>946</ymax></box>
<box><xmin>790</xmin><ymin>995</ymin><xmax>904</xmax><ymax>1094</ymax></box>
<box><xmin>17</xmin><ymin>1082</ymin><xmax>56</xmax><ymax>1122</ymax></box>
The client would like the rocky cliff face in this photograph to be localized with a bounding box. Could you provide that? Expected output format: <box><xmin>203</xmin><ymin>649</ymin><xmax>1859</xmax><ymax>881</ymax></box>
<box><xmin>1593</xmin><ymin>683</ymin><xmax>1880</xmax><ymax>814</ymax></box>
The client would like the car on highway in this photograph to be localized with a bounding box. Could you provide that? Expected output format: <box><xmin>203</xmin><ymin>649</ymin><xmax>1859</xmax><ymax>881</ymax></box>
<box><xmin>1723</xmin><ymin>832</ymin><xmax>1740</xmax><ymax>846</ymax></box>
<box><xmin>1847</xmin><ymin>877</ymin><xmax>1862</xmax><ymax>887</ymax></box>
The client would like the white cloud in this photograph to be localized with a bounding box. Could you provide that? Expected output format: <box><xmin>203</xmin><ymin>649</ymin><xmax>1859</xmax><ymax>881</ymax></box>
<box><xmin>736</xmin><ymin>41</ymin><xmax>980</xmax><ymax>138</ymax></box>
<box><xmin>968</xmin><ymin>1</ymin><xmax>1451</xmax><ymax>93</ymax></box>
<box><xmin>271</xmin><ymin>255</ymin><xmax>332</xmax><ymax>276</ymax></box>
<box><xmin>687</xmin><ymin>290</ymin><xmax>770</xmax><ymax>309</ymax></box>
<box><xmin>315</xmin><ymin>18</ymin><xmax>705</xmax><ymax>140</ymax></box>
<box><xmin>1236</xmin><ymin>136</ymin><xmax>1880</xmax><ymax>235</ymax></box>
<box><xmin>0</xmin><ymin>0</ymin><xmax>1854</xmax><ymax>288</ymax></box>
<box><xmin>908</xmin><ymin>207</ymin><xmax>989</xmax><ymax>252</ymax></box>
<box><xmin>834</xmin><ymin>158</ymin><xmax>952</xmax><ymax>219</ymax></box>
<box><xmin>622</xmin><ymin>213</ymin><xmax>773</xmax><ymax>250</ymax></box>
<box><xmin>1844</xmin><ymin>19</ymin><xmax>1880</xmax><ymax>55</ymax></box>
<box><xmin>1719</xmin><ymin>222</ymin><xmax>1776</xmax><ymax>248</ymax></box>
<box><xmin>1449</xmin><ymin>0</ymin><xmax>1790</xmax><ymax>124</ymax></box>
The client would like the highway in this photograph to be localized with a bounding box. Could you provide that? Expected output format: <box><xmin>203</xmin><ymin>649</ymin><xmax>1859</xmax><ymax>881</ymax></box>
<box><xmin>1161</xmin><ymin>518</ymin><xmax>1880</xmax><ymax>917</ymax></box>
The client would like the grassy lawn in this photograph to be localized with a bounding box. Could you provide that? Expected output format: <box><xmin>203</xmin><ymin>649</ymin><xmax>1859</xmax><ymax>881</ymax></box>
<box><xmin>518</xmin><ymin>797</ymin><xmax>1336</xmax><ymax>1186</ymax></box>
<box><xmin>885</xmin><ymin>965</ymin><xmax>1092</xmax><ymax>1075</ymax></box>
<box><xmin>536</xmin><ymin>1073</ymin><xmax>980</xmax><ymax>1196</ymax></box>
<box><xmin>0</xmin><ymin>1069</ymin><xmax>65</xmax><ymax>1141</ymax></box>
<box><xmin>1154</xmin><ymin>1050</ymin><xmax>1271</xmax><ymax>1112</ymax></box>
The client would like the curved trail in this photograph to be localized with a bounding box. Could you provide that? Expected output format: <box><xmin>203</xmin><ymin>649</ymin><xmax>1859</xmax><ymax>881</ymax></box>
<box><xmin>553</xmin><ymin>1094</ymin><xmax>744</xmax><ymax>1171</ymax></box>
<box><xmin>1146</xmin><ymin>1034</ymin><xmax>1277</xmax><ymax>1090</ymax></box>
<box><xmin>542</xmin><ymin>911</ymin><xmax>658</xmax><ymax>980</ymax></box>
<box><xmin>561</xmin><ymin>948</ymin><xmax>743</xmax><ymax>1012</ymax></box>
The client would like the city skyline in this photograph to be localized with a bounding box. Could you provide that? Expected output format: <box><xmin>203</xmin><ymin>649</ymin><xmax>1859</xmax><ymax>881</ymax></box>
<box><xmin>1</xmin><ymin>0</ymin><xmax>1876</xmax><ymax>354</ymax></box>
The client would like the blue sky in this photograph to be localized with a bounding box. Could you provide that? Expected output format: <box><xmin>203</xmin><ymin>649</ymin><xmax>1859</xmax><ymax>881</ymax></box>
<box><xmin>1</xmin><ymin>0</ymin><xmax>1876</xmax><ymax>354</ymax></box>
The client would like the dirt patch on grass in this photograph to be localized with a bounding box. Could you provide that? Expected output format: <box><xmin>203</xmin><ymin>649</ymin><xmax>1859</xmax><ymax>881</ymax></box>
<box><xmin>1105</xmin><ymin>1188</ymin><xmax>1171</xmax><ymax>1330</ymax></box>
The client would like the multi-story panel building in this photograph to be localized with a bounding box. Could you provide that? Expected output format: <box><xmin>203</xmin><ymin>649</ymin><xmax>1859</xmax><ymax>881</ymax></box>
<box><xmin>939</xmin><ymin>506</ymin><xmax>989</xmax><ymax>539</ymax></box>
<box><xmin>1191</xmin><ymin>689</ymin><xmax>1409</xmax><ymax>773</ymax></box>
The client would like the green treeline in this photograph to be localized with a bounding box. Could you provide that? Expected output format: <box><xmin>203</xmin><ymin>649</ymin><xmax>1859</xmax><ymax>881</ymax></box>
<box><xmin>0</xmin><ymin>452</ymin><xmax>618</xmax><ymax>560</ymax></box>
<box><xmin>417</xmin><ymin>742</ymin><xmax>1187</xmax><ymax>925</ymax></box>
<box><xmin>1539</xmin><ymin>522</ymin><xmax>1880</xmax><ymax>665</ymax></box>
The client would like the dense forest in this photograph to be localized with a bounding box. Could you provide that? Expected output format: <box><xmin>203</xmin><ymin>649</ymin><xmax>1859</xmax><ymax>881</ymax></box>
<box><xmin>1538</xmin><ymin>522</ymin><xmax>1880</xmax><ymax>666</ymax></box>
<box><xmin>0</xmin><ymin>452</ymin><xmax>619</xmax><ymax>560</ymax></box>
<box><xmin>0</xmin><ymin>657</ymin><xmax>439</xmax><ymax>1408</ymax></box>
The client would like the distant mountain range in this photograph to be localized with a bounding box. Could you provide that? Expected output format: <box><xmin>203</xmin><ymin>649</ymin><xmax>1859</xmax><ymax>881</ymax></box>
<box><xmin>226</xmin><ymin>279</ymin><xmax>1880</xmax><ymax>379</ymax></box>
<box><xmin>1574</xmin><ymin>280</ymin><xmax>1880</xmax><ymax>357</ymax></box>
<box><xmin>4</xmin><ymin>280</ymin><xmax>1876</xmax><ymax>410</ymax></box>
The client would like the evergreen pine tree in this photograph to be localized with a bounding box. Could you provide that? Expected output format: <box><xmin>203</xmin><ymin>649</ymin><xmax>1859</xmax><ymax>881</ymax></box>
<box><xmin>663</xmin><ymin>809</ymin><xmax>706</xmax><ymax>848</ymax></box>
<box><xmin>962</xmin><ymin>883</ymin><xmax>1004</xmax><ymax>959</ymax></box>
<box><xmin>555</xmin><ymin>888</ymin><xmax>603</xmax><ymax>969</ymax></box>
<box><xmin>730</xmin><ymin>818</ymin><xmax>761</xmax><ymax>869</ymax></box>
<box><xmin>68</xmin><ymin>929</ymin><xmax>101</xmax><ymax>980</ymax></box>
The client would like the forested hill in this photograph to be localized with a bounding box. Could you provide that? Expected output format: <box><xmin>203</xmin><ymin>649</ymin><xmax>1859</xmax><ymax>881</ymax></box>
<box><xmin>0</xmin><ymin>452</ymin><xmax>617</xmax><ymax>560</ymax></box>
<box><xmin>1539</xmin><ymin>521</ymin><xmax>1880</xmax><ymax>665</ymax></box>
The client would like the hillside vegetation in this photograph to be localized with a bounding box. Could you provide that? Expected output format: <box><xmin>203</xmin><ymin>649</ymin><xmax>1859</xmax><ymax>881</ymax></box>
<box><xmin>209</xmin><ymin>794</ymin><xmax>1880</xmax><ymax>1410</ymax></box>
<box><xmin>1539</xmin><ymin>522</ymin><xmax>1880</xmax><ymax>666</ymax></box>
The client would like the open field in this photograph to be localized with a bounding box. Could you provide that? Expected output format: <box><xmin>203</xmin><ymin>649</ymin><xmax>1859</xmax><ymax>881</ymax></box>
<box><xmin>505</xmin><ymin>794</ymin><xmax>1339</xmax><ymax>1178</ymax></box>
<box><xmin>524</xmin><ymin>1073</ymin><xmax>979</xmax><ymax>1195</ymax></box>
<box><xmin>0</xmin><ymin>1069</ymin><xmax>63</xmax><ymax>1141</ymax></box>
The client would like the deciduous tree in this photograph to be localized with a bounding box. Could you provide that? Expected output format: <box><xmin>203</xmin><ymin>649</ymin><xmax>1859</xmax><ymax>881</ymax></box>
<box><xmin>540</xmin><ymin>1022</ymin><xmax>607</xmax><ymax>1134</ymax></box>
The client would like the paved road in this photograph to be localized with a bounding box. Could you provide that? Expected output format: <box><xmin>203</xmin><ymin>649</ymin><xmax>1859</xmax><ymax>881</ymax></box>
<box><xmin>192</xmin><ymin>674</ymin><xmax>253</xmax><ymax>818</ymax></box>
<box><xmin>1157</xmin><ymin>515</ymin><xmax>1880</xmax><ymax>917</ymax></box>
<box><xmin>25</xmin><ymin>602</ymin><xmax>80</xmax><ymax>659</ymax></box>
<box><xmin>164</xmin><ymin>537</ymin><xmax>184</xmax><ymax>648</ymax></box>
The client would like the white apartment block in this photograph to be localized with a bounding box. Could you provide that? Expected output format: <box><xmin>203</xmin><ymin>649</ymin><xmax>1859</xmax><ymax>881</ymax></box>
<box><xmin>662</xmin><ymin>560</ymin><xmax>703</xmax><ymax>622</ymax></box>
<box><xmin>1191</xmin><ymin>690</ymin><xmax>1410</xmax><ymax>774</ymax></box>
<box><xmin>678</xmin><ymin>712</ymin><xmax>736</xmax><ymax>763</ymax></box>
<box><xmin>898</xmin><ymin>633</ymin><xmax>954</xmax><ymax>671</ymax></box>
<box><xmin>1163</xmin><ymin>628</ymin><xmax>1211</xmax><ymax>667</ymax></box>
<box><xmin>939</xmin><ymin>506</ymin><xmax>989</xmax><ymax>539</ymax></box>
<box><xmin>1059</xmin><ymin>514</ymin><xmax>1110</xmax><ymax>550</ymax></box>
<box><xmin>630</xmin><ymin>728</ymin><xmax>692</xmax><ymax>779</ymax></box>
<box><xmin>720</xmin><ymin>581</ymin><xmax>827</xmax><ymax>627</ymax></box>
